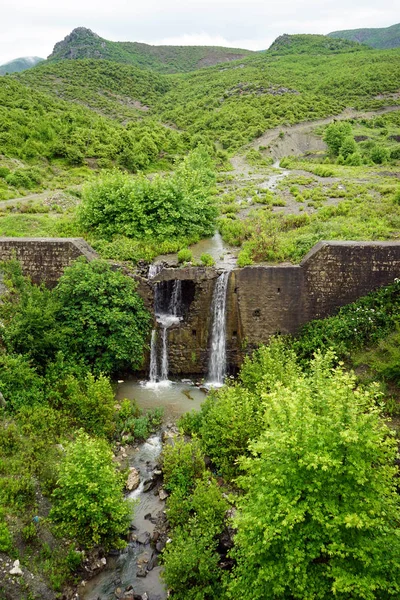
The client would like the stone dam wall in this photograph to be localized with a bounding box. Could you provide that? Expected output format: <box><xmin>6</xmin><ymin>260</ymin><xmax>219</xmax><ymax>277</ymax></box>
<box><xmin>0</xmin><ymin>238</ymin><xmax>399</xmax><ymax>374</ymax></box>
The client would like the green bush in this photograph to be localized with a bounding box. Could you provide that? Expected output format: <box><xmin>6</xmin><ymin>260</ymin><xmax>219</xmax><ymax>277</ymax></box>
<box><xmin>79</xmin><ymin>147</ymin><xmax>217</xmax><ymax>242</ymax></box>
<box><xmin>162</xmin><ymin>437</ymin><xmax>205</xmax><ymax>494</ymax></box>
<box><xmin>161</xmin><ymin>525</ymin><xmax>222</xmax><ymax>600</ymax></box>
<box><xmin>177</xmin><ymin>248</ymin><xmax>193</xmax><ymax>263</ymax></box>
<box><xmin>50</xmin><ymin>431</ymin><xmax>131</xmax><ymax>549</ymax></box>
<box><xmin>227</xmin><ymin>353</ymin><xmax>400</xmax><ymax>599</ymax></box>
<box><xmin>370</xmin><ymin>145</ymin><xmax>390</xmax><ymax>164</ymax></box>
<box><xmin>200</xmin><ymin>253</ymin><xmax>215</xmax><ymax>266</ymax></box>
<box><xmin>54</xmin><ymin>258</ymin><xmax>150</xmax><ymax>375</ymax></box>
<box><xmin>0</xmin><ymin>511</ymin><xmax>13</xmax><ymax>552</ymax></box>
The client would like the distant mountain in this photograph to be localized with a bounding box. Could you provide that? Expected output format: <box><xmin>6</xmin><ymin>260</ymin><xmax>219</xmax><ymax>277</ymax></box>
<box><xmin>0</xmin><ymin>56</ymin><xmax>44</xmax><ymax>75</ymax></box>
<box><xmin>328</xmin><ymin>23</ymin><xmax>400</xmax><ymax>49</ymax></box>
<box><xmin>267</xmin><ymin>34</ymin><xmax>370</xmax><ymax>55</ymax></box>
<box><xmin>47</xmin><ymin>27</ymin><xmax>254</xmax><ymax>73</ymax></box>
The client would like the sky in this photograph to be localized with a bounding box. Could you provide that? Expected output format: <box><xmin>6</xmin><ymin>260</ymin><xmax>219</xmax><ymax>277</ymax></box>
<box><xmin>0</xmin><ymin>0</ymin><xmax>399</xmax><ymax>65</ymax></box>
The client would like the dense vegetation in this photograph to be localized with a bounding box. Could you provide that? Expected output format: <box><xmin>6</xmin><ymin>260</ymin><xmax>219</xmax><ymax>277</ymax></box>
<box><xmin>47</xmin><ymin>27</ymin><xmax>253</xmax><ymax>74</ymax></box>
<box><xmin>0</xmin><ymin>258</ymin><xmax>160</xmax><ymax>595</ymax></box>
<box><xmin>329</xmin><ymin>22</ymin><xmax>400</xmax><ymax>50</ymax></box>
<box><xmin>163</xmin><ymin>281</ymin><xmax>400</xmax><ymax>599</ymax></box>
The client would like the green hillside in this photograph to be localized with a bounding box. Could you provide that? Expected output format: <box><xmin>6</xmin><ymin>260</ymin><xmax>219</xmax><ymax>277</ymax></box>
<box><xmin>0</xmin><ymin>56</ymin><xmax>44</xmax><ymax>76</ymax></box>
<box><xmin>156</xmin><ymin>46</ymin><xmax>400</xmax><ymax>150</ymax></box>
<box><xmin>267</xmin><ymin>33</ymin><xmax>368</xmax><ymax>54</ymax></box>
<box><xmin>19</xmin><ymin>42</ymin><xmax>400</xmax><ymax>152</ymax></box>
<box><xmin>47</xmin><ymin>27</ymin><xmax>253</xmax><ymax>73</ymax></box>
<box><xmin>328</xmin><ymin>22</ymin><xmax>400</xmax><ymax>49</ymax></box>
<box><xmin>0</xmin><ymin>76</ymin><xmax>185</xmax><ymax>199</ymax></box>
<box><xmin>17</xmin><ymin>59</ymin><xmax>171</xmax><ymax>121</ymax></box>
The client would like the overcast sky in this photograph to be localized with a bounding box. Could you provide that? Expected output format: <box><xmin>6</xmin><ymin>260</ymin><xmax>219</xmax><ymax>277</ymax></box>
<box><xmin>1</xmin><ymin>0</ymin><xmax>399</xmax><ymax>65</ymax></box>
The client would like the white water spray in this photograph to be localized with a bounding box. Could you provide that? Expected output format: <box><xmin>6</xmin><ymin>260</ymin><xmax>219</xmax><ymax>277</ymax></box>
<box><xmin>207</xmin><ymin>271</ymin><xmax>230</xmax><ymax>386</ymax></box>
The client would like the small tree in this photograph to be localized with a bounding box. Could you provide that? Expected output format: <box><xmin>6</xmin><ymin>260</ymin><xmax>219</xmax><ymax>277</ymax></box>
<box><xmin>226</xmin><ymin>353</ymin><xmax>400</xmax><ymax>599</ymax></box>
<box><xmin>324</xmin><ymin>121</ymin><xmax>352</xmax><ymax>156</ymax></box>
<box><xmin>50</xmin><ymin>431</ymin><xmax>130</xmax><ymax>549</ymax></box>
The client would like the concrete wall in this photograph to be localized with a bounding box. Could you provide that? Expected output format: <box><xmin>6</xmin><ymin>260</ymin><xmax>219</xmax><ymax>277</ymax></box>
<box><xmin>0</xmin><ymin>238</ymin><xmax>399</xmax><ymax>374</ymax></box>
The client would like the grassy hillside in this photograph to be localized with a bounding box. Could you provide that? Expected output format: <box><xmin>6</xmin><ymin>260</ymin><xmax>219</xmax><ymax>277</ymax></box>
<box><xmin>47</xmin><ymin>27</ymin><xmax>253</xmax><ymax>73</ymax></box>
<box><xmin>328</xmin><ymin>22</ymin><xmax>400</xmax><ymax>49</ymax></box>
<box><xmin>0</xmin><ymin>56</ymin><xmax>44</xmax><ymax>76</ymax></box>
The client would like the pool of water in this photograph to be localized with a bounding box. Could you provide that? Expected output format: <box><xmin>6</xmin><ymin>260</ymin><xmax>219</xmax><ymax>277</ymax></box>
<box><xmin>156</xmin><ymin>232</ymin><xmax>237</xmax><ymax>269</ymax></box>
<box><xmin>116</xmin><ymin>379</ymin><xmax>208</xmax><ymax>421</ymax></box>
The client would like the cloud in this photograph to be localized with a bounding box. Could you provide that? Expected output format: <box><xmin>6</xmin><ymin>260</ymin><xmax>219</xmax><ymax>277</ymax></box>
<box><xmin>0</xmin><ymin>0</ymin><xmax>398</xmax><ymax>65</ymax></box>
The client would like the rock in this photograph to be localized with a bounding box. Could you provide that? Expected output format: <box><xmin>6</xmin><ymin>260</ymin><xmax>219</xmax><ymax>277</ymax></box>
<box><xmin>100</xmin><ymin>557</ymin><xmax>107</xmax><ymax>566</ymax></box>
<box><xmin>144</xmin><ymin>513</ymin><xmax>152</xmax><ymax>520</ymax></box>
<box><xmin>136</xmin><ymin>567</ymin><xmax>147</xmax><ymax>578</ymax></box>
<box><xmin>158</xmin><ymin>489</ymin><xmax>169</xmax><ymax>501</ymax></box>
<box><xmin>143</xmin><ymin>477</ymin><xmax>156</xmax><ymax>493</ymax></box>
<box><xmin>9</xmin><ymin>559</ymin><xmax>23</xmax><ymax>576</ymax></box>
<box><xmin>137</xmin><ymin>531</ymin><xmax>151</xmax><ymax>545</ymax></box>
<box><xmin>126</xmin><ymin>467</ymin><xmax>140</xmax><ymax>491</ymax></box>
<box><xmin>0</xmin><ymin>391</ymin><xmax>7</xmax><ymax>407</ymax></box>
<box><xmin>147</xmin><ymin>553</ymin><xmax>158</xmax><ymax>572</ymax></box>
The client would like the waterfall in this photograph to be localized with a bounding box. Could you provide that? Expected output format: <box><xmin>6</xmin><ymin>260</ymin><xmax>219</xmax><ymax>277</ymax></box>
<box><xmin>148</xmin><ymin>329</ymin><xmax>158</xmax><ymax>384</ymax></box>
<box><xmin>147</xmin><ymin>273</ymin><xmax>182</xmax><ymax>386</ymax></box>
<box><xmin>169</xmin><ymin>279</ymin><xmax>182</xmax><ymax>317</ymax></box>
<box><xmin>207</xmin><ymin>271</ymin><xmax>230</xmax><ymax>386</ymax></box>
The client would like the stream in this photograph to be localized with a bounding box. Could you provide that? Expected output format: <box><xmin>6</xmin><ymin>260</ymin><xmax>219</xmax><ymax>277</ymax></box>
<box><xmin>79</xmin><ymin>381</ymin><xmax>206</xmax><ymax>600</ymax></box>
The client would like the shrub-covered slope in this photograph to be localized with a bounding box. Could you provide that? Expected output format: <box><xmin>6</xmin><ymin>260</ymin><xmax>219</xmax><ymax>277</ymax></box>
<box><xmin>328</xmin><ymin>22</ymin><xmax>400</xmax><ymax>49</ymax></box>
<box><xmin>267</xmin><ymin>33</ymin><xmax>369</xmax><ymax>54</ymax></box>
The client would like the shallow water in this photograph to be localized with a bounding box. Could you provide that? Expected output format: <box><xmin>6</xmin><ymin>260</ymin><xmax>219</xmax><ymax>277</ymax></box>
<box><xmin>79</xmin><ymin>435</ymin><xmax>166</xmax><ymax>600</ymax></box>
<box><xmin>156</xmin><ymin>232</ymin><xmax>237</xmax><ymax>269</ymax></box>
<box><xmin>116</xmin><ymin>379</ymin><xmax>207</xmax><ymax>421</ymax></box>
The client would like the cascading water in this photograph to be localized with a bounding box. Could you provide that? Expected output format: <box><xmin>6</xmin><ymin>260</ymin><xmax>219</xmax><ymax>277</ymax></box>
<box><xmin>148</xmin><ymin>271</ymin><xmax>183</xmax><ymax>386</ymax></box>
<box><xmin>207</xmin><ymin>271</ymin><xmax>230</xmax><ymax>386</ymax></box>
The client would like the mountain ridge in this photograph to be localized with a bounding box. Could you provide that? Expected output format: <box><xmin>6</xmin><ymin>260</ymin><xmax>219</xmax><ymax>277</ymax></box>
<box><xmin>46</xmin><ymin>27</ymin><xmax>254</xmax><ymax>73</ymax></box>
<box><xmin>328</xmin><ymin>22</ymin><xmax>400</xmax><ymax>49</ymax></box>
<box><xmin>0</xmin><ymin>56</ymin><xmax>44</xmax><ymax>76</ymax></box>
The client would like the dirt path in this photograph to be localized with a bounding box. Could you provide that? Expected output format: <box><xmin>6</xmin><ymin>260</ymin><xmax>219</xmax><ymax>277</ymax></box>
<box><xmin>0</xmin><ymin>187</ymin><xmax>81</xmax><ymax>211</ymax></box>
<box><xmin>230</xmin><ymin>105</ymin><xmax>400</xmax><ymax>177</ymax></box>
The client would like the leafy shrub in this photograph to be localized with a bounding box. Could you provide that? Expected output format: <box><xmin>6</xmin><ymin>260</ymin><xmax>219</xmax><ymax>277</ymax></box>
<box><xmin>227</xmin><ymin>353</ymin><xmax>400</xmax><ymax>599</ymax></box>
<box><xmin>177</xmin><ymin>248</ymin><xmax>193</xmax><ymax>263</ymax></box>
<box><xmin>50</xmin><ymin>431</ymin><xmax>130</xmax><ymax>549</ymax></box>
<box><xmin>162</xmin><ymin>437</ymin><xmax>205</xmax><ymax>494</ymax></box>
<box><xmin>0</xmin><ymin>353</ymin><xmax>44</xmax><ymax>411</ymax></box>
<box><xmin>323</xmin><ymin>121</ymin><xmax>352</xmax><ymax>156</ymax></box>
<box><xmin>0</xmin><ymin>167</ymin><xmax>10</xmax><ymax>179</ymax></box>
<box><xmin>237</xmin><ymin>250</ymin><xmax>253</xmax><ymax>267</ymax></box>
<box><xmin>55</xmin><ymin>258</ymin><xmax>150</xmax><ymax>375</ymax></box>
<box><xmin>0</xmin><ymin>511</ymin><xmax>12</xmax><ymax>552</ymax></box>
<box><xmin>370</xmin><ymin>145</ymin><xmax>390</xmax><ymax>164</ymax></box>
<box><xmin>200</xmin><ymin>253</ymin><xmax>215</xmax><ymax>266</ymax></box>
<box><xmin>292</xmin><ymin>279</ymin><xmax>400</xmax><ymax>363</ymax></box>
<box><xmin>79</xmin><ymin>147</ymin><xmax>217</xmax><ymax>242</ymax></box>
<box><xmin>161</xmin><ymin>525</ymin><xmax>222</xmax><ymax>600</ymax></box>
<box><xmin>312</xmin><ymin>165</ymin><xmax>335</xmax><ymax>177</ymax></box>
<box><xmin>52</xmin><ymin>373</ymin><xmax>116</xmax><ymax>438</ymax></box>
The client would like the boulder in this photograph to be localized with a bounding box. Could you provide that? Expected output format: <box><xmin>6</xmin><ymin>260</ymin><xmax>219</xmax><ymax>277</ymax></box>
<box><xmin>126</xmin><ymin>468</ymin><xmax>140</xmax><ymax>491</ymax></box>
